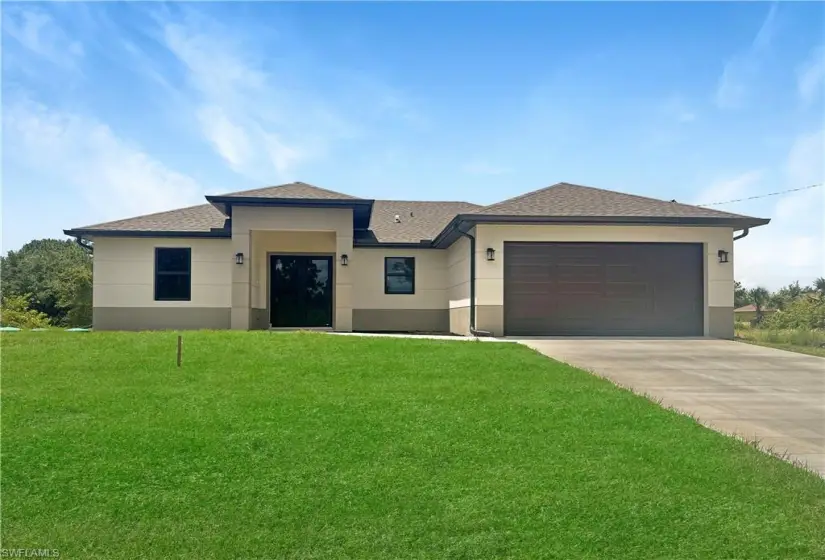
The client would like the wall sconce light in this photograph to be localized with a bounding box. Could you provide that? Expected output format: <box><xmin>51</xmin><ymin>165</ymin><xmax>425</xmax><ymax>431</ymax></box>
<box><xmin>340</xmin><ymin>254</ymin><xmax>349</xmax><ymax>266</ymax></box>
<box><xmin>235</xmin><ymin>252</ymin><xmax>244</xmax><ymax>265</ymax></box>
<box><xmin>717</xmin><ymin>249</ymin><xmax>729</xmax><ymax>264</ymax></box>
<box><xmin>486</xmin><ymin>247</ymin><xmax>496</xmax><ymax>261</ymax></box>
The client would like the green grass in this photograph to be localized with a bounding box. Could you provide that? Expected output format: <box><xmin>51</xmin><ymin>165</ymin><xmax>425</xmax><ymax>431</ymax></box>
<box><xmin>3</xmin><ymin>331</ymin><xmax>824</xmax><ymax>559</ymax></box>
<box><xmin>735</xmin><ymin>326</ymin><xmax>825</xmax><ymax>357</ymax></box>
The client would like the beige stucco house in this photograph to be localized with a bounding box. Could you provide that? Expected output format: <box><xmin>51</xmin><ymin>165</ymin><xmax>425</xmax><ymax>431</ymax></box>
<box><xmin>65</xmin><ymin>182</ymin><xmax>769</xmax><ymax>338</ymax></box>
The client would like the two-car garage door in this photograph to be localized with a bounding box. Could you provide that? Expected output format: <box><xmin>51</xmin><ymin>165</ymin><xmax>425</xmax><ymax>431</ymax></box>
<box><xmin>503</xmin><ymin>242</ymin><xmax>704</xmax><ymax>336</ymax></box>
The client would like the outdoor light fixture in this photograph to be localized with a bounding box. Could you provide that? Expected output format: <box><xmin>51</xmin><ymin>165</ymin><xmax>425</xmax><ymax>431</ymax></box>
<box><xmin>235</xmin><ymin>252</ymin><xmax>244</xmax><ymax>265</ymax></box>
<box><xmin>717</xmin><ymin>249</ymin><xmax>729</xmax><ymax>264</ymax></box>
<box><xmin>486</xmin><ymin>247</ymin><xmax>496</xmax><ymax>261</ymax></box>
<box><xmin>340</xmin><ymin>254</ymin><xmax>349</xmax><ymax>266</ymax></box>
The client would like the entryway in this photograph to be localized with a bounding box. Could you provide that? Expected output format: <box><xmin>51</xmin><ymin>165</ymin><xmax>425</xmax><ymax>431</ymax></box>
<box><xmin>269</xmin><ymin>255</ymin><xmax>333</xmax><ymax>328</ymax></box>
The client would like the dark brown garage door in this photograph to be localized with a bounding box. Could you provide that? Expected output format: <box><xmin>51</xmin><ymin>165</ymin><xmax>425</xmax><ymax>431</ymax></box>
<box><xmin>504</xmin><ymin>242</ymin><xmax>704</xmax><ymax>336</ymax></box>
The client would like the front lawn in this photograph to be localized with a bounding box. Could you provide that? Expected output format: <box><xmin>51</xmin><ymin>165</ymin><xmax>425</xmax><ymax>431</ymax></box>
<box><xmin>3</xmin><ymin>331</ymin><xmax>824</xmax><ymax>559</ymax></box>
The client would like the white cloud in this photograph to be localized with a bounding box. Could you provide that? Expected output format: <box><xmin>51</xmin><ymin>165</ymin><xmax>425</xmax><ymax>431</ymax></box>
<box><xmin>4</xmin><ymin>97</ymin><xmax>204</xmax><ymax>223</ymax></box>
<box><xmin>196</xmin><ymin>105</ymin><xmax>253</xmax><ymax>170</ymax></box>
<box><xmin>797</xmin><ymin>45</ymin><xmax>825</xmax><ymax>104</ymax></box>
<box><xmin>714</xmin><ymin>3</ymin><xmax>777</xmax><ymax>109</ymax></box>
<box><xmin>462</xmin><ymin>161</ymin><xmax>511</xmax><ymax>176</ymax></box>
<box><xmin>2</xmin><ymin>7</ymin><xmax>84</xmax><ymax>68</ymax></box>
<box><xmin>734</xmin><ymin>129</ymin><xmax>824</xmax><ymax>289</ymax></box>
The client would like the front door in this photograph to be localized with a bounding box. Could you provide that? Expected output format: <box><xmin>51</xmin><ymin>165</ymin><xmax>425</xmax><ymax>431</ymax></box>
<box><xmin>269</xmin><ymin>255</ymin><xmax>333</xmax><ymax>328</ymax></box>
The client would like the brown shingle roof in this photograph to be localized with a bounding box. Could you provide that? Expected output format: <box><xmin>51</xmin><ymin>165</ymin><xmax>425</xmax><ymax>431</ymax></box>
<box><xmin>70</xmin><ymin>204</ymin><xmax>227</xmax><ymax>233</ymax></box>
<box><xmin>472</xmin><ymin>182</ymin><xmax>756</xmax><ymax>220</ymax></box>
<box><xmin>65</xmin><ymin>180</ymin><xmax>769</xmax><ymax>243</ymax></box>
<box><xmin>365</xmin><ymin>200</ymin><xmax>481</xmax><ymax>244</ymax></box>
<box><xmin>216</xmin><ymin>181</ymin><xmax>361</xmax><ymax>200</ymax></box>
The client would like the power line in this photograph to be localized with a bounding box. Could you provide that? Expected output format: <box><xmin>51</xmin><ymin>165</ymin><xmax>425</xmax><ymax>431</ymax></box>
<box><xmin>698</xmin><ymin>183</ymin><xmax>822</xmax><ymax>207</ymax></box>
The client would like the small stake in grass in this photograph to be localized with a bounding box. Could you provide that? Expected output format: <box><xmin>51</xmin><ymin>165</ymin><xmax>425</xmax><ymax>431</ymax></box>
<box><xmin>177</xmin><ymin>335</ymin><xmax>182</xmax><ymax>367</ymax></box>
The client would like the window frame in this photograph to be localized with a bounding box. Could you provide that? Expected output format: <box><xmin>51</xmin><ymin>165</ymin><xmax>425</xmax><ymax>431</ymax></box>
<box><xmin>154</xmin><ymin>247</ymin><xmax>192</xmax><ymax>302</ymax></box>
<box><xmin>384</xmin><ymin>256</ymin><xmax>415</xmax><ymax>295</ymax></box>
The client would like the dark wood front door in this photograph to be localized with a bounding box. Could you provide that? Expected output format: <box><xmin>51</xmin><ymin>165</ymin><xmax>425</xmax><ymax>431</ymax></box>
<box><xmin>270</xmin><ymin>255</ymin><xmax>333</xmax><ymax>328</ymax></box>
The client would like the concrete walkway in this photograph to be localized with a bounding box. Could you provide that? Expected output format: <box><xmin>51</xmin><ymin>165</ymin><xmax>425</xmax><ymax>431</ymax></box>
<box><xmin>519</xmin><ymin>338</ymin><xmax>825</xmax><ymax>475</ymax></box>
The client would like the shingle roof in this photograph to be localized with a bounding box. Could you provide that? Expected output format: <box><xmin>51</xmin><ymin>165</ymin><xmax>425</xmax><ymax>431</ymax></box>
<box><xmin>365</xmin><ymin>200</ymin><xmax>481</xmax><ymax>244</ymax></box>
<box><xmin>472</xmin><ymin>182</ymin><xmax>756</xmax><ymax>220</ymax></box>
<box><xmin>65</xmin><ymin>180</ymin><xmax>769</xmax><ymax>242</ymax></box>
<box><xmin>69</xmin><ymin>204</ymin><xmax>227</xmax><ymax>233</ymax></box>
<box><xmin>216</xmin><ymin>181</ymin><xmax>361</xmax><ymax>200</ymax></box>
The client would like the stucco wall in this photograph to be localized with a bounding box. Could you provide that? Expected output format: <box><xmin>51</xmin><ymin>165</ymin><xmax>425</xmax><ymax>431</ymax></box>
<box><xmin>473</xmin><ymin>224</ymin><xmax>735</xmax><ymax>338</ymax></box>
<box><xmin>230</xmin><ymin>206</ymin><xmax>353</xmax><ymax>331</ymax></box>
<box><xmin>447</xmin><ymin>234</ymin><xmax>472</xmax><ymax>335</ymax></box>
<box><xmin>91</xmin><ymin>236</ymin><xmax>232</xmax><ymax>330</ymax></box>
<box><xmin>350</xmin><ymin>247</ymin><xmax>448</xmax><ymax>332</ymax></box>
<box><xmin>93</xmin><ymin>237</ymin><xmax>232</xmax><ymax>308</ymax></box>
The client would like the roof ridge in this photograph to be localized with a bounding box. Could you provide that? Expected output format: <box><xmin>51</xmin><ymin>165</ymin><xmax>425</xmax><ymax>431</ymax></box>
<box><xmin>217</xmin><ymin>181</ymin><xmax>359</xmax><ymax>199</ymax></box>
<box><xmin>477</xmin><ymin>181</ymin><xmax>750</xmax><ymax>219</ymax></box>
<box><xmin>555</xmin><ymin>181</ymin><xmax>745</xmax><ymax>217</ymax></box>
<box><xmin>476</xmin><ymin>182</ymin><xmax>567</xmax><ymax>211</ymax></box>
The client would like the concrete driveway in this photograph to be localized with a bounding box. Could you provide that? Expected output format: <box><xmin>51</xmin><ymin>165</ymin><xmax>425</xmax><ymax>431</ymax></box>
<box><xmin>519</xmin><ymin>338</ymin><xmax>825</xmax><ymax>475</ymax></box>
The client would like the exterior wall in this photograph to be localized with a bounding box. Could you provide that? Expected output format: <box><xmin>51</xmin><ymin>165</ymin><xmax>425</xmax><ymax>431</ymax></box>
<box><xmin>447</xmin><ymin>234</ymin><xmax>472</xmax><ymax>335</ymax></box>
<box><xmin>351</xmin><ymin>247</ymin><xmax>448</xmax><ymax>332</ymax></box>
<box><xmin>230</xmin><ymin>206</ymin><xmax>353</xmax><ymax>331</ymax></box>
<box><xmin>473</xmin><ymin>224</ymin><xmax>736</xmax><ymax>338</ymax></box>
<box><xmin>91</xmin><ymin>236</ymin><xmax>232</xmax><ymax>330</ymax></box>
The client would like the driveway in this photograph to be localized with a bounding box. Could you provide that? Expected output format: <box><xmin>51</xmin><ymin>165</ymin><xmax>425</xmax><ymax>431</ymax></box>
<box><xmin>519</xmin><ymin>338</ymin><xmax>825</xmax><ymax>475</ymax></box>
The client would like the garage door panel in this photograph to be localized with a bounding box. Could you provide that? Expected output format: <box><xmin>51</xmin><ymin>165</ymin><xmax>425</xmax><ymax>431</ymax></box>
<box><xmin>503</xmin><ymin>242</ymin><xmax>703</xmax><ymax>336</ymax></box>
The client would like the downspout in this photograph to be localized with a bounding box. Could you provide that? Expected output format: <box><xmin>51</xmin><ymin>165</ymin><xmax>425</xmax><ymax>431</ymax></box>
<box><xmin>71</xmin><ymin>235</ymin><xmax>94</xmax><ymax>253</ymax></box>
<box><xmin>733</xmin><ymin>228</ymin><xmax>749</xmax><ymax>241</ymax></box>
<box><xmin>458</xmin><ymin>230</ymin><xmax>492</xmax><ymax>337</ymax></box>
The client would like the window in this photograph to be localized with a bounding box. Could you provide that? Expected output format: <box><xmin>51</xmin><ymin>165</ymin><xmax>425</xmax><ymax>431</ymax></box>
<box><xmin>154</xmin><ymin>248</ymin><xmax>191</xmax><ymax>301</ymax></box>
<box><xmin>385</xmin><ymin>257</ymin><xmax>415</xmax><ymax>295</ymax></box>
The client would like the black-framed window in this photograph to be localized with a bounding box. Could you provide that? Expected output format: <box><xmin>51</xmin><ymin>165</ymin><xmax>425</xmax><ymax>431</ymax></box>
<box><xmin>385</xmin><ymin>257</ymin><xmax>415</xmax><ymax>295</ymax></box>
<box><xmin>154</xmin><ymin>248</ymin><xmax>191</xmax><ymax>301</ymax></box>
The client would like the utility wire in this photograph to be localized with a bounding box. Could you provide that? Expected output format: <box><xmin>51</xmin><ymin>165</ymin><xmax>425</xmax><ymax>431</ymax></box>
<box><xmin>698</xmin><ymin>183</ymin><xmax>822</xmax><ymax>207</ymax></box>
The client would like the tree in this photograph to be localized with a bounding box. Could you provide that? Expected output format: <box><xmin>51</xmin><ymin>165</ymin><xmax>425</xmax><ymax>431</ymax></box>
<box><xmin>734</xmin><ymin>281</ymin><xmax>750</xmax><ymax>309</ymax></box>
<box><xmin>55</xmin><ymin>265</ymin><xmax>93</xmax><ymax>327</ymax></box>
<box><xmin>0</xmin><ymin>294</ymin><xmax>51</xmax><ymax>328</ymax></box>
<box><xmin>747</xmin><ymin>287</ymin><xmax>771</xmax><ymax>324</ymax></box>
<box><xmin>0</xmin><ymin>239</ymin><xmax>92</xmax><ymax>325</ymax></box>
<box><xmin>815</xmin><ymin>277</ymin><xmax>825</xmax><ymax>295</ymax></box>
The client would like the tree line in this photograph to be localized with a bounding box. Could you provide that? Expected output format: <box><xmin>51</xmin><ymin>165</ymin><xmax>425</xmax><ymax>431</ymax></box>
<box><xmin>1</xmin><ymin>239</ymin><xmax>92</xmax><ymax>328</ymax></box>
<box><xmin>735</xmin><ymin>278</ymin><xmax>825</xmax><ymax>329</ymax></box>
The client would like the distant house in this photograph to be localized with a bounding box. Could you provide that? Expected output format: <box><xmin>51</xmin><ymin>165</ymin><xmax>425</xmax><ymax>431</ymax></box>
<box><xmin>734</xmin><ymin>304</ymin><xmax>776</xmax><ymax>323</ymax></box>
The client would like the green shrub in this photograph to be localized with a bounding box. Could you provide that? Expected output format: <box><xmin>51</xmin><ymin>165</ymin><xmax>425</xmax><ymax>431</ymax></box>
<box><xmin>736</xmin><ymin>327</ymin><xmax>825</xmax><ymax>348</ymax></box>
<box><xmin>763</xmin><ymin>295</ymin><xmax>825</xmax><ymax>330</ymax></box>
<box><xmin>0</xmin><ymin>294</ymin><xmax>52</xmax><ymax>329</ymax></box>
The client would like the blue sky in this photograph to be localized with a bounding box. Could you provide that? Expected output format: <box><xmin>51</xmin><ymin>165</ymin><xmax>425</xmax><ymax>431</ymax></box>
<box><xmin>2</xmin><ymin>1</ymin><xmax>823</xmax><ymax>288</ymax></box>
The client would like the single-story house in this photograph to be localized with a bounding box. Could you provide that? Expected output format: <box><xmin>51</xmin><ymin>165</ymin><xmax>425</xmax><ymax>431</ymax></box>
<box><xmin>734</xmin><ymin>304</ymin><xmax>777</xmax><ymax>323</ymax></box>
<box><xmin>64</xmin><ymin>181</ymin><xmax>769</xmax><ymax>338</ymax></box>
